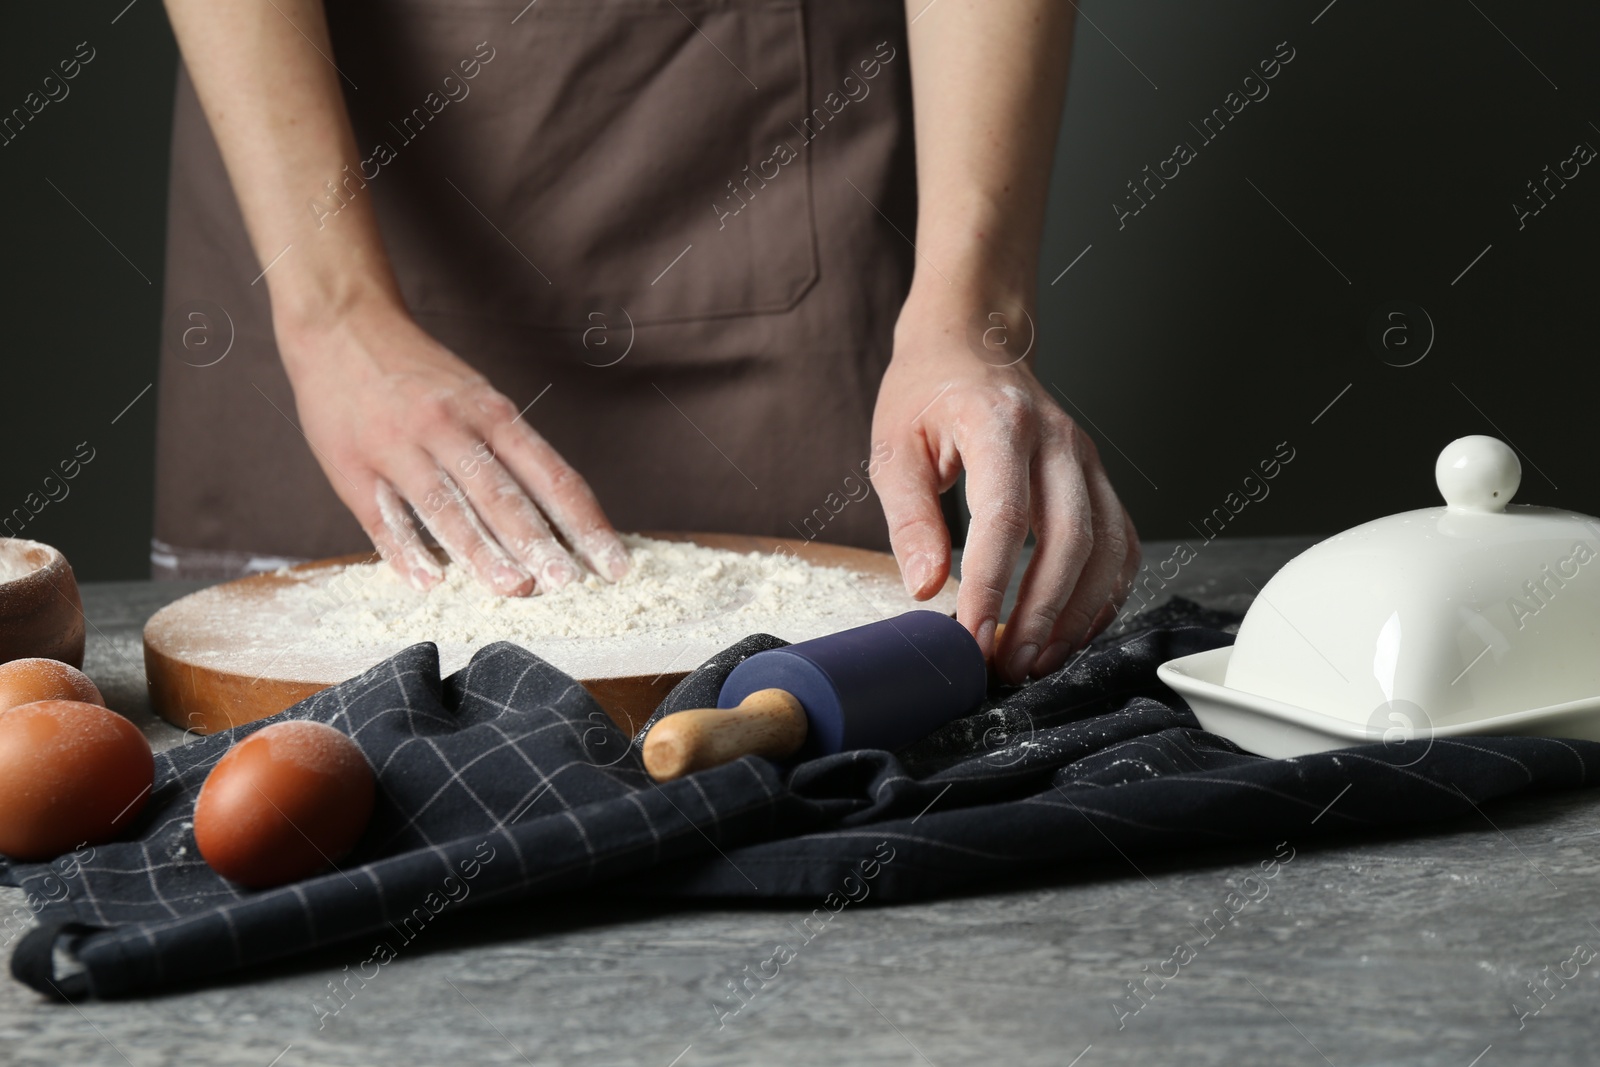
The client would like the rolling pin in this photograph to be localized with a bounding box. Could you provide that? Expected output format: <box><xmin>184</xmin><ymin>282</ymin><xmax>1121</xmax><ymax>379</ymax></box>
<box><xmin>642</xmin><ymin>610</ymin><xmax>987</xmax><ymax>782</ymax></box>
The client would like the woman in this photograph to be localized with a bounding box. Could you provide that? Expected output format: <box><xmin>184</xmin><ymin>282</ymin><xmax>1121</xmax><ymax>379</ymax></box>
<box><xmin>152</xmin><ymin>0</ymin><xmax>1137</xmax><ymax>684</ymax></box>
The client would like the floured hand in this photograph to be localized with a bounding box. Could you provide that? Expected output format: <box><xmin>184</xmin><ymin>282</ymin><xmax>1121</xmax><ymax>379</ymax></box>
<box><xmin>872</xmin><ymin>290</ymin><xmax>1140</xmax><ymax>685</ymax></box>
<box><xmin>277</xmin><ymin>297</ymin><xmax>629</xmax><ymax>595</ymax></box>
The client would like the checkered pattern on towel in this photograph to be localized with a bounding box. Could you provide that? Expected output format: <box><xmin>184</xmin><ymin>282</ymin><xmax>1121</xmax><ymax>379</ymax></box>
<box><xmin>5</xmin><ymin>600</ymin><xmax>1597</xmax><ymax>998</ymax></box>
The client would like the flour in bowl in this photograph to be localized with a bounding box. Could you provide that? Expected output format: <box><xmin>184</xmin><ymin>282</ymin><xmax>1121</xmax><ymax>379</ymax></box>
<box><xmin>0</xmin><ymin>553</ymin><xmax>35</xmax><ymax>584</ymax></box>
<box><xmin>0</xmin><ymin>539</ymin><xmax>50</xmax><ymax>583</ymax></box>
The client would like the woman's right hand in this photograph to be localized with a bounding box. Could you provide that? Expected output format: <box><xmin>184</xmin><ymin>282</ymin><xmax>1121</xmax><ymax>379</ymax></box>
<box><xmin>160</xmin><ymin>2</ymin><xmax>625</xmax><ymax>595</ymax></box>
<box><xmin>276</xmin><ymin>295</ymin><xmax>630</xmax><ymax>596</ymax></box>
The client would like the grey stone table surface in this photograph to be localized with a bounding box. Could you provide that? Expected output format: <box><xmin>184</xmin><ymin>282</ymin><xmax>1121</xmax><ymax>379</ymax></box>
<box><xmin>3</xmin><ymin>536</ymin><xmax>1598</xmax><ymax>1066</ymax></box>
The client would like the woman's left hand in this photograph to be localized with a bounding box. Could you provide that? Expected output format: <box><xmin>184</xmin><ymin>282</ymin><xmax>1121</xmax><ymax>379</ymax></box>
<box><xmin>872</xmin><ymin>288</ymin><xmax>1141</xmax><ymax>686</ymax></box>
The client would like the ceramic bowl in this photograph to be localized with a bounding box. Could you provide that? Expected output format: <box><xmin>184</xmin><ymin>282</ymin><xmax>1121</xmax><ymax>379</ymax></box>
<box><xmin>1158</xmin><ymin>436</ymin><xmax>1600</xmax><ymax>758</ymax></box>
<box><xmin>0</xmin><ymin>538</ymin><xmax>86</xmax><ymax>668</ymax></box>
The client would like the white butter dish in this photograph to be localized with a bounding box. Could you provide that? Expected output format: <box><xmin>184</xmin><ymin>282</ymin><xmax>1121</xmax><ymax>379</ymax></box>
<box><xmin>1157</xmin><ymin>435</ymin><xmax>1600</xmax><ymax>759</ymax></box>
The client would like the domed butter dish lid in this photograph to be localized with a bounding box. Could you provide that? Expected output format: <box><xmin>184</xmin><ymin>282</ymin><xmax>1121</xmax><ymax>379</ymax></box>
<box><xmin>1157</xmin><ymin>436</ymin><xmax>1600</xmax><ymax>759</ymax></box>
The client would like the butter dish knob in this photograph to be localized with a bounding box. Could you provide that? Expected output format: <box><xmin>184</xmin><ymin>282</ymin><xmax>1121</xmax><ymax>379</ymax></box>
<box><xmin>1436</xmin><ymin>435</ymin><xmax>1520</xmax><ymax>512</ymax></box>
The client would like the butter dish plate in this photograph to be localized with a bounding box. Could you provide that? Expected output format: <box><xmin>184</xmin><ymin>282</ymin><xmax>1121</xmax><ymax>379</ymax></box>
<box><xmin>1158</xmin><ymin>645</ymin><xmax>1600</xmax><ymax>760</ymax></box>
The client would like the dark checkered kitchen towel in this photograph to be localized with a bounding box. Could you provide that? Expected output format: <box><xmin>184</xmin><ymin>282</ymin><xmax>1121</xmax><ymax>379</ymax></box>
<box><xmin>4</xmin><ymin>599</ymin><xmax>1597</xmax><ymax>999</ymax></box>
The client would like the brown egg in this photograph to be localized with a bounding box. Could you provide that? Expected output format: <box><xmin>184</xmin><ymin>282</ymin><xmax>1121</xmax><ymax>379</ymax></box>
<box><xmin>0</xmin><ymin>699</ymin><xmax>153</xmax><ymax>860</ymax></box>
<box><xmin>194</xmin><ymin>720</ymin><xmax>375</xmax><ymax>889</ymax></box>
<box><xmin>0</xmin><ymin>658</ymin><xmax>103</xmax><ymax>714</ymax></box>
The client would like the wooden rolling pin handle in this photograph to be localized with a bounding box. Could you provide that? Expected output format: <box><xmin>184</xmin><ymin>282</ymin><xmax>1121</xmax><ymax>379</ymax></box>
<box><xmin>642</xmin><ymin>689</ymin><xmax>808</xmax><ymax>782</ymax></box>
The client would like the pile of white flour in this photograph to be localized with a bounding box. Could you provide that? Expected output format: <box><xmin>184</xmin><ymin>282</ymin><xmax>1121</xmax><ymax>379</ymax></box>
<box><xmin>192</xmin><ymin>534</ymin><xmax>940</xmax><ymax>681</ymax></box>
<box><xmin>290</xmin><ymin>535</ymin><xmax>862</xmax><ymax>644</ymax></box>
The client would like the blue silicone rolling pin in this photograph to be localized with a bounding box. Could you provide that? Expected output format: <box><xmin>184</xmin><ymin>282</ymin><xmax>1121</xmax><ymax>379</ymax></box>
<box><xmin>642</xmin><ymin>610</ymin><xmax>988</xmax><ymax>782</ymax></box>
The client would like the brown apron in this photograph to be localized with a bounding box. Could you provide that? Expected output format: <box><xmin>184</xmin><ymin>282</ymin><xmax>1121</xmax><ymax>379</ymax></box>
<box><xmin>153</xmin><ymin>0</ymin><xmax>916</xmax><ymax>579</ymax></box>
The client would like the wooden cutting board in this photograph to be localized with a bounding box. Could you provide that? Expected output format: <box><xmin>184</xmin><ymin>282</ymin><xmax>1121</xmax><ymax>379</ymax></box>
<box><xmin>144</xmin><ymin>533</ymin><xmax>958</xmax><ymax>738</ymax></box>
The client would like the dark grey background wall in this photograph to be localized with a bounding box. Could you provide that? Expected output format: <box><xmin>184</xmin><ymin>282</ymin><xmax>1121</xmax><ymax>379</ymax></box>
<box><xmin>1040</xmin><ymin>0</ymin><xmax>1600</xmax><ymax>558</ymax></box>
<box><xmin>1</xmin><ymin>4</ymin><xmax>176</xmax><ymax>580</ymax></box>
<box><xmin>2</xmin><ymin>1</ymin><xmax>1596</xmax><ymax>580</ymax></box>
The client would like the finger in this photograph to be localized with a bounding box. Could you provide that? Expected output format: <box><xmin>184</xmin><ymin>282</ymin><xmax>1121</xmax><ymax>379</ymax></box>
<box><xmin>871</xmin><ymin>433</ymin><xmax>952</xmax><ymax>600</ymax></box>
<box><xmin>994</xmin><ymin>443</ymin><xmax>1093</xmax><ymax>685</ymax></box>
<box><xmin>490</xmin><ymin>418</ymin><xmax>630</xmax><ymax>581</ymax></box>
<box><xmin>432</xmin><ymin>433</ymin><xmax>582</xmax><ymax>592</ymax></box>
<box><xmin>367</xmin><ymin>479</ymin><xmax>446</xmax><ymax>591</ymax></box>
<box><xmin>393</xmin><ymin>454</ymin><xmax>534</xmax><ymax>596</ymax></box>
<box><xmin>294</xmin><ymin>441</ymin><xmax>443</xmax><ymax>593</ymax></box>
<box><xmin>1106</xmin><ymin>510</ymin><xmax>1143</xmax><ymax>622</ymax></box>
<box><xmin>1061</xmin><ymin>512</ymin><xmax>1144</xmax><ymax>651</ymax></box>
<box><xmin>341</xmin><ymin>475</ymin><xmax>445</xmax><ymax>592</ymax></box>
<box><xmin>1035</xmin><ymin>448</ymin><xmax>1134</xmax><ymax>676</ymax></box>
<box><xmin>954</xmin><ymin>419</ymin><xmax>1034</xmax><ymax>661</ymax></box>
